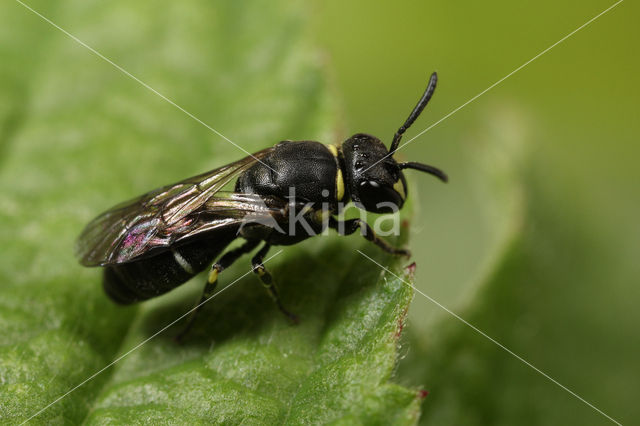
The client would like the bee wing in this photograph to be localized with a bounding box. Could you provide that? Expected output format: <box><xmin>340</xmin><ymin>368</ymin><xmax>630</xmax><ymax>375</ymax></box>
<box><xmin>75</xmin><ymin>149</ymin><xmax>275</xmax><ymax>266</ymax></box>
<box><xmin>169</xmin><ymin>192</ymin><xmax>289</xmax><ymax>244</ymax></box>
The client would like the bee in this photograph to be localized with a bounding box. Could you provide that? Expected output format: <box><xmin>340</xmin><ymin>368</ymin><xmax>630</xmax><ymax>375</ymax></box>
<box><xmin>76</xmin><ymin>72</ymin><xmax>447</xmax><ymax>337</ymax></box>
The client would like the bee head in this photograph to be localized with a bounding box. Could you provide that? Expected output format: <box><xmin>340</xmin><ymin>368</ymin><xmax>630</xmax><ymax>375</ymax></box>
<box><xmin>342</xmin><ymin>133</ymin><xmax>408</xmax><ymax>213</ymax></box>
<box><xmin>340</xmin><ymin>72</ymin><xmax>447</xmax><ymax>214</ymax></box>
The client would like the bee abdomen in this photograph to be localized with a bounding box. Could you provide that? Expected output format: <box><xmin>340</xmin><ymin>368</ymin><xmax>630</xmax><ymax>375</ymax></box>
<box><xmin>103</xmin><ymin>237</ymin><xmax>234</xmax><ymax>304</ymax></box>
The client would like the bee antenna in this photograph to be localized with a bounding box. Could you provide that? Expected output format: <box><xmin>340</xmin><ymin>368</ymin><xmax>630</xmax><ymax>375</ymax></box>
<box><xmin>389</xmin><ymin>72</ymin><xmax>438</xmax><ymax>155</ymax></box>
<box><xmin>398</xmin><ymin>161</ymin><xmax>448</xmax><ymax>183</ymax></box>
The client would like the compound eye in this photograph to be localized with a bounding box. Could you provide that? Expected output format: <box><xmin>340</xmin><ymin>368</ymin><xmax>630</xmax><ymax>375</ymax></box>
<box><xmin>356</xmin><ymin>179</ymin><xmax>403</xmax><ymax>213</ymax></box>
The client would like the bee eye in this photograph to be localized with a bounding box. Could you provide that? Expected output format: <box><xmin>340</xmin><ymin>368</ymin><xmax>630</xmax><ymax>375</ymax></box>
<box><xmin>355</xmin><ymin>160</ymin><xmax>364</xmax><ymax>170</ymax></box>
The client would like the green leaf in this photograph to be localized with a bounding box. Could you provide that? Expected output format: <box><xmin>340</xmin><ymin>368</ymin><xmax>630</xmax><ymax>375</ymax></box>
<box><xmin>396</xmin><ymin>98</ymin><xmax>636</xmax><ymax>425</ymax></box>
<box><xmin>317</xmin><ymin>2</ymin><xmax>640</xmax><ymax>424</ymax></box>
<box><xmin>0</xmin><ymin>0</ymin><xmax>421</xmax><ymax>423</ymax></box>
<box><xmin>85</xmin><ymin>240</ymin><xmax>420</xmax><ymax>425</ymax></box>
<box><xmin>394</xmin><ymin>102</ymin><xmax>531</xmax><ymax>423</ymax></box>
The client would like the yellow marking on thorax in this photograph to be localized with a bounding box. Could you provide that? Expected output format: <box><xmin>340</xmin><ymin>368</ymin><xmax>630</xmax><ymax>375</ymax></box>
<box><xmin>336</xmin><ymin>169</ymin><xmax>345</xmax><ymax>201</ymax></box>
<box><xmin>326</xmin><ymin>144</ymin><xmax>345</xmax><ymax>201</ymax></box>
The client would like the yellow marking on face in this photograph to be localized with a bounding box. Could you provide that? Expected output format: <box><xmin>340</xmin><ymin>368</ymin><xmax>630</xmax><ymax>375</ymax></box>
<box><xmin>336</xmin><ymin>169</ymin><xmax>345</xmax><ymax>201</ymax></box>
<box><xmin>394</xmin><ymin>179</ymin><xmax>406</xmax><ymax>201</ymax></box>
<box><xmin>208</xmin><ymin>268</ymin><xmax>219</xmax><ymax>284</ymax></box>
<box><xmin>326</xmin><ymin>144</ymin><xmax>339</xmax><ymax>157</ymax></box>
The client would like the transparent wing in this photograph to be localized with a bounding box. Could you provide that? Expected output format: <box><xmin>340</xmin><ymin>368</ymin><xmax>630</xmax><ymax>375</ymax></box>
<box><xmin>75</xmin><ymin>149</ymin><xmax>276</xmax><ymax>266</ymax></box>
<box><xmin>170</xmin><ymin>192</ymin><xmax>288</xmax><ymax>243</ymax></box>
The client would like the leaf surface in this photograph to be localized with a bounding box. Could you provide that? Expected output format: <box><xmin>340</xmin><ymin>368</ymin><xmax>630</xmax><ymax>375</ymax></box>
<box><xmin>0</xmin><ymin>0</ymin><xmax>419</xmax><ymax>423</ymax></box>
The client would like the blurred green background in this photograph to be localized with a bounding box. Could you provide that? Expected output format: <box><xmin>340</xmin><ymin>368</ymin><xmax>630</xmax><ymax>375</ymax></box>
<box><xmin>1</xmin><ymin>0</ymin><xmax>638</xmax><ymax>424</ymax></box>
<box><xmin>314</xmin><ymin>0</ymin><xmax>639</xmax><ymax>424</ymax></box>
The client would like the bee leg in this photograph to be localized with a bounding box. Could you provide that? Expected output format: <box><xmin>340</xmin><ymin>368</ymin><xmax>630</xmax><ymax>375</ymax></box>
<box><xmin>175</xmin><ymin>239</ymin><xmax>260</xmax><ymax>341</ymax></box>
<box><xmin>329</xmin><ymin>217</ymin><xmax>411</xmax><ymax>257</ymax></box>
<box><xmin>251</xmin><ymin>243</ymin><xmax>299</xmax><ymax>324</ymax></box>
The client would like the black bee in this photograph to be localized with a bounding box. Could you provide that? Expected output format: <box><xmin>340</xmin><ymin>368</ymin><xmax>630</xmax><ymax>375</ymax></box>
<box><xmin>76</xmin><ymin>72</ymin><xmax>447</xmax><ymax>336</ymax></box>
